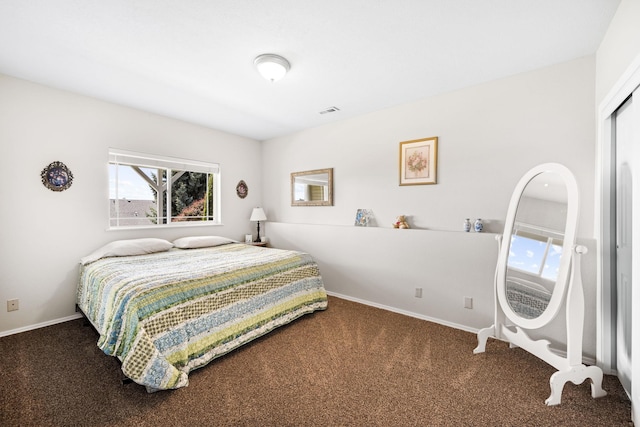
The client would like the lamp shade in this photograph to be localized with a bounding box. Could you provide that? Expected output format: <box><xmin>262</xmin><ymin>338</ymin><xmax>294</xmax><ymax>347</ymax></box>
<box><xmin>250</xmin><ymin>207</ymin><xmax>267</xmax><ymax>222</ymax></box>
<box><xmin>254</xmin><ymin>54</ymin><xmax>290</xmax><ymax>82</ymax></box>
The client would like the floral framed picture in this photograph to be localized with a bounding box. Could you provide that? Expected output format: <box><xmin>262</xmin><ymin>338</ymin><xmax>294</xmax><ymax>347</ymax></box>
<box><xmin>399</xmin><ymin>136</ymin><xmax>438</xmax><ymax>186</ymax></box>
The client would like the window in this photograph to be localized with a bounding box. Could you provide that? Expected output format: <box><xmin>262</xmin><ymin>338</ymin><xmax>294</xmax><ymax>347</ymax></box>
<box><xmin>109</xmin><ymin>149</ymin><xmax>220</xmax><ymax>228</ymax></box>
<box><xmin>507</xmin><ymin>223</ymin><xmax>563</xmax><ymax>281</ymax></box>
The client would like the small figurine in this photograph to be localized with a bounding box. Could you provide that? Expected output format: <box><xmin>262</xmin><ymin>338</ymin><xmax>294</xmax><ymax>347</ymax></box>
<box><xmin>393</xmin><ymin>215</ymin><xmax>410</xmax><ymax>229</ymax></box>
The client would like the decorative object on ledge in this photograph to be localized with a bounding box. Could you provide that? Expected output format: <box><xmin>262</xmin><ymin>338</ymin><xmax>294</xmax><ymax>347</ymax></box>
<box><xmin>463</xmin><ymin>218</ymin><xmax>472</xmax><ymax>232</ymax></box>
<box><xmin>250</xmin><ymin>207</ymin><xmax>267</xmax><ymax>242</ymax></box>
<box><xmin>399</xmin><ymin>137</ymin><xmax>438</xmax><ymax>186</ymax></box>
<box><xmin>474</xmin><ymin>218</ymin><xmax>483</xmax><ymax>232</ymax></box>
<box><xmin>354</xmin><ymin>209</ymin><xmax>373</xmax><ymax>226</ymax></box>
<box><xmin>236</xmin><ymin>180</ymin><xmax>248</xmax><ymax>199</ymax></box>
<box><xmin>41</xmin><ymin>161</ymin><xmax>73</xmax><ymax>192</ymax></box>
<box><xmin>392</xmin><ymin>215</ymin><xmax>410</xmax><ymax>229</ymax></box>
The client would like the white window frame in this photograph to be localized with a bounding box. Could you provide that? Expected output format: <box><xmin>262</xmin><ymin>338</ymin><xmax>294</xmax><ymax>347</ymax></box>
<box><xmin>108</xmin><ymin>148</ymin><xmax>221</xmax><ymax>230</ymax></box>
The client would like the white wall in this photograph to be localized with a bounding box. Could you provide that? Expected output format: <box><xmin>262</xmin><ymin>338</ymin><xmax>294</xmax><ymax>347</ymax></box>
<box><xmin>269</xmin><ymin>222</ymin><xmax>499</xmax><ymax>330</ymax></box>
<box><xmin>0</xmin><ymin>54</ymin><xmax>602</xmax><ymax>360</ymax></box>
<box><xmin>0</xmin><ymin>74</ymin><xmax>262</xmax><ymax>335</ymax></box>
<box><xmin>595</xmin><ymin>0</ymin><xmax>640</xmax><ymax>106</ymax></box>
<box><xmin>262</xmin><ymin>56</ymin><xmax>599</xmax><ymax>357</ymax></box>
<box><xmin>262</xmin><ymin>56</ymin><xmax>596</xmax><ymax>237</ymax></box>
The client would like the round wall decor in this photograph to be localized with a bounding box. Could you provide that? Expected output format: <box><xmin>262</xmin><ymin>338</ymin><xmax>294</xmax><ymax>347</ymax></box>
<box><xmin>41</xmin><ymin>161</ymin><xmax>73</xmax><ymax>192</ymax></box>
<box><xmin>236</xmin><ymin>180</ymin><xmax>248</xmax><ymax>199</ymax></box>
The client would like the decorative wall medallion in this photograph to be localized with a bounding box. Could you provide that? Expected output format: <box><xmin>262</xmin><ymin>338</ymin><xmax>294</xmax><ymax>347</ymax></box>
<box><xmin>236</xmin><ymin>180</ymin><xmax>248</xmax><ymax>199</ymax></box>
<box><xmin>41</xmin><ymin>161</ymin><xmax>73</xmax><ymax>192</ymax></box>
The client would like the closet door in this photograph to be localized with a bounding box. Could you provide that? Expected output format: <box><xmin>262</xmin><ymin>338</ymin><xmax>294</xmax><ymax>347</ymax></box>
<box><xmin>614</xmin><ymin>94</ymin><xmax>635</xmax><ymax>397</ymax></box>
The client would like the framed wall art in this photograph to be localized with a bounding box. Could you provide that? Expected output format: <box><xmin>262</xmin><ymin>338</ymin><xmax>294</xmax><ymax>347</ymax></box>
<box><xmin>236</xmin><ymin>180</ymin><xmax>248</xmax><ymax>199</ymax></box>
<box><xmin>41</xmin><ymin>161</ymin><xmax>73</xmax><ymax>192</ymax></box>
<box><xmin>354</xmin><ymin>209</ymin><xmax>373</xmax><ymax>227</ymax></box>
<box><xmin>399</xmin><ymin>137</ymin><xmax>438</xmax><ymax>186</ymax></box>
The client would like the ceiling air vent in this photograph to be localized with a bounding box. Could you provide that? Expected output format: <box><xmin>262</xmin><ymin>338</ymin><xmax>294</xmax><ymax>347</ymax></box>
<box><xmin>319</xmin><ymin>106</ymin><xmax>340</xmax><ymax>115</ymax></box>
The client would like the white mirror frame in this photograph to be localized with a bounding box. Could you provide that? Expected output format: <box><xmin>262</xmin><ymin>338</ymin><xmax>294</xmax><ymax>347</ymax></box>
<box><xmin>475</xmin><ymin>163</ymin><xmax>607</xmax><ymax>405</ymax></box>
<box><xmin>496</xmin><ymin>163</ymin><xmax>579</xmax><ymax>329</ymax></box>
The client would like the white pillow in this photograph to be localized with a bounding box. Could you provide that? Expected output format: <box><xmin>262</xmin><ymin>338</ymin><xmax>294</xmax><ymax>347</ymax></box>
<box><xmin>173</xmin><ymin>235</ymin><xmax>236</xmax><ymax>249</ymax></box>
<box><xmin>80</xmin><ymin>238</ymin><xmax>174</xmax><ymax>265</ymax></box>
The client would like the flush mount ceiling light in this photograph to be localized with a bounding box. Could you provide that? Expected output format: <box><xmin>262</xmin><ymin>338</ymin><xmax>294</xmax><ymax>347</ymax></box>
<box><xmin>254</xmin><ymin>54</ymin><xmax>290</xmax><ymax>82</ymax></box>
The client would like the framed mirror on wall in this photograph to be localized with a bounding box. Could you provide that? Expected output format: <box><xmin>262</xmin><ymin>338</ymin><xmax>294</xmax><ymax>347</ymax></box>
<box><xmin>291</xmin><ymin>168</ymin><xmax>333</xmax><ymax>206</ymax></box>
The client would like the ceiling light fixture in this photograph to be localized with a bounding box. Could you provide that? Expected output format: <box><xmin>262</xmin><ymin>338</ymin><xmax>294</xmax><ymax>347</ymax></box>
<box><xmin>254</xmin><ymin>54</ymin><xmax>290</xmax><ymax>83</ymax></box>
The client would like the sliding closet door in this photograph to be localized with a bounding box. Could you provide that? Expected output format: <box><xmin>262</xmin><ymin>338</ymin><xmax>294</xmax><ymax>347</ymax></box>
<box><xmin>614</xmin><ymin>95</ymin><xmax>634</xmax><ymax>397</ymax></box>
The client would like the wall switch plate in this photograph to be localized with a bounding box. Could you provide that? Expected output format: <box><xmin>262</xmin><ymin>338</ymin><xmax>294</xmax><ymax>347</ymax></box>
<box><xmin>7</xmin><ymin>299</ymin><xmax>19</xmax><ymax>312</ymax></box>
<box><xmin>415</xmin><ymin>288</ymin><xmax>423</xmax><ymax>298</ymax></box>
<box><xmin>464</xmin><ymin>296</ymin><xmax>473</xmax><ymax>309</ymax></box>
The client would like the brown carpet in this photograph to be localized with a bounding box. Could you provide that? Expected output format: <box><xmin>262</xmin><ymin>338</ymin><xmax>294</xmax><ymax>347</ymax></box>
<box><xmin>0</xmin><ymin>296</ymin><xmax>632</xmax><ymax>426</ymax></box>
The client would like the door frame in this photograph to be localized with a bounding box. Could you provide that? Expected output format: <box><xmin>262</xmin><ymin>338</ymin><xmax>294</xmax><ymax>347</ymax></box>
<box><xmin>597</xmin><ymin>52</ymin><xmax>640</xmax><ymax>420</ymax></box>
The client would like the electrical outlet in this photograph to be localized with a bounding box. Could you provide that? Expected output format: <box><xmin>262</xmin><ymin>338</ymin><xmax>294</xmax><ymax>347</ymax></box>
<box><xmin>415</xmin><ymin>288</ymin><xmax>423</xmax><ymax>298</ymax></box>
<box><xmin>7</xmin><ymin>299</ymin><xmax>19</xmax><ymax>312</ymax></box>
<box><xmin>464</xmin><ymin>296</ymin><xmax>473</xmax><ymax>309</ymax></box>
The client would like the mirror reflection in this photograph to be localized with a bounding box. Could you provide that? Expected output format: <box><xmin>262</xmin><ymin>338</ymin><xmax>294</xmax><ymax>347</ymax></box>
<box><xmin>291</xmin><ymin>168</ymin><xmax>333</xmax><ymax>206</ymax></box>
<box><xmin>505</xmin><ymin>172</ymin><xmax>568</xmax><ymax>319</ymax></box>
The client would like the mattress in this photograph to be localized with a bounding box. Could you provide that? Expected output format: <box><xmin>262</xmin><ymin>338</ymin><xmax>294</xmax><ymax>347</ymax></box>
<box><xmin>77</xmin><ymin>243</ymin><xmax>328</xmax><ymax>391</ymax></box>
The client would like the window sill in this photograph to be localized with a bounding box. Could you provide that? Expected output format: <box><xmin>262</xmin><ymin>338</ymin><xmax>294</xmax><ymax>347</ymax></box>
<box><xmin>107</xmin><ymin>222</ymin><xmax>224</xmax><ymax>231</ymax></box>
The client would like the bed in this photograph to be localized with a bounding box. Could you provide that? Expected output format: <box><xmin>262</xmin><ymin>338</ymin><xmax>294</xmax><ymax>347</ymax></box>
<box><xmin>76</xmin><ymin>237</ymin><xmax>328</xmax><ymax>392</ymax></box>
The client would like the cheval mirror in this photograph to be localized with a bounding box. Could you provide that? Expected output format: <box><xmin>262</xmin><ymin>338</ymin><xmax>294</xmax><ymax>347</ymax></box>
<box><xmin>474</xmin><ymin>163</ymin><xmax>606</xmax><ymax>405</ymax></box>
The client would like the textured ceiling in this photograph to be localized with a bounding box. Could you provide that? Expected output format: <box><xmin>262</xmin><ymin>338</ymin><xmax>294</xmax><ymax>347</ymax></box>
<box><xmin>0</xmin><ymin>0</ymin><xmax>621</xmax><ymax>141</ymax></box>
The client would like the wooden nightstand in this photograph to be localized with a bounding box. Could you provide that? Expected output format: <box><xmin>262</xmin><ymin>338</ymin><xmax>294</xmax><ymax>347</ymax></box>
<box><xmin>247</xmin><ymin>241</ymin><xmax>268</xmax><ymax>247</ymax></box>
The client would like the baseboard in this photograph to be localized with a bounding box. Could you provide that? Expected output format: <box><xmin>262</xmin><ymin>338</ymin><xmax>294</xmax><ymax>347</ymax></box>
<box><xmin>326</xmin><ymin>291</ymin><xmax>598</xmax><ymax>367</ymax></box>
<box><xmin>0</xmin><ymin>294</ymin><xmax>600</xmax><ymax>368</ymax></box>
<box><xmin>0</xmin><ymin>313</ymin><xmax>83</xmax><ymax>338</ymax></box>
<box><xmin>325</xmin><ymin>291</ymin><xmax>478</xmax><ymax>334</ymax></box>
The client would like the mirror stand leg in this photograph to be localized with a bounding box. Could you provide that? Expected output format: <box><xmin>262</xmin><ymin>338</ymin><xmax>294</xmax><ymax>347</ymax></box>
<box><xmin>473</xmin><ymin>325</ymin><xmax>495</xmax><ymax>354</ymax></box>
<box><xmin>545</xmin><ymin>365</ymin><xmax>608</xmax><ymax>406</ymax></box>
<box><xmin>545</xmin><ymin>370</ymin><xmax>568</xmax><ymax>406</ymax></box>
<box><xmin>586</xmin><ymin>366</ymin><xmax>607</xmax><ymax>399</ymax></box>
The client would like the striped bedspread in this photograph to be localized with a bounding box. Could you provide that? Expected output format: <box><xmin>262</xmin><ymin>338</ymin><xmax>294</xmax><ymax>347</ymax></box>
<box><xmin>77</xmin><ymin>243</ymin><xmax>328</xmax><ymax>391</ymax></box>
